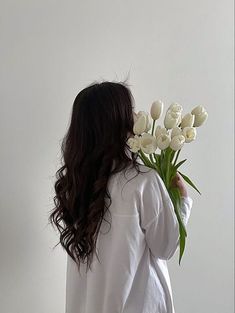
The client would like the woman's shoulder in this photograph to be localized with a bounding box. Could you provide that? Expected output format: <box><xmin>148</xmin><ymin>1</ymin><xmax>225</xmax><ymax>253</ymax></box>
<box><xmin>118</xmin><ymin>163</ymin><xmax>161</xmax><ymax>189</ymax></box>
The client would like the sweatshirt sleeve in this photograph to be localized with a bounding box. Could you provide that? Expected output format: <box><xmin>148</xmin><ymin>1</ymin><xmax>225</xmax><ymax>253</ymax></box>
<box><xmin>138</xmin><ymin>169</ymin><xmax>193</xmax><ymax>261</ymax></box>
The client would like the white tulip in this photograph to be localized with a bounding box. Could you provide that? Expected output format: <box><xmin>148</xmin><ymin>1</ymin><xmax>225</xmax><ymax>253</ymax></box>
<box><xmin>168</xmin><ymin>102</ymin><xmax>183</xmax><ymax>115</ymax></box>
<box><xmin>136</xmin><ymin>111</ymin><xmax>152</xmax><ymax>132</ymax></box>
<box><xmin>127</xmin><ymin>135</ymin><xmax>141</xmax><ymax>152</ymax></box>
<box><xmin>180</xmin><ymin>113</ymin><xmax>195</xmax><ymax>128</ymax></box>
<box><xmin>171</xmin><ymin>126</ymin><xmax>182</xmax><ymax>139</ymax></box>
<box><xmin>140</xmin><ymin>133</ymin><xmax>158</xmax><ymax>154</ymax></box>
<box><xmin>155</xmin><ymin>125</ymin><xmax>169</xmax><ymax>138</ymax></box>
<box><xmin>164</xmin><ymin>110</ymin><xmax>181</xmax><ymax>129</ymax></box>
<box><xmin>191</xmin><ymin>105</ymin><xmax>208</xmax><ymax>127</ymax></box>
<box><xmin>193</xmin><ymin>111</ymin><xmax>208</xmax><ymax>127</ymax></box>
<box><xmin>163</xmin><ymin>102</ymin><xmax>183</xmax><ymax>130</ymax></box>
<box><xmin>191</xmin><ymin>104</ymin><xmax>205</xmax><ymax>115</ymax></box>
<box><xmin>133</xmin><ymin>111</ymin><xmax>138</xmax><ymax>123</ymax></box>
<box><xmin>182</xmin><ymin>127</ymin><xmax>197</xmax><ymax>143</ymax></box>
<box><xmin>156</xmin><ymin>133</ymin><xmax>171</xmax><ymax>150</ymax></box>
<box><xmin>133</xmin><ymin>115</ymin><xmax>146</xmax><ymax>135</ymax></box>
<box><xmin>150</xmin><ymin>100</ymin><xmax>164</xmax><ymax>120</ymax></box>
<box><xmin>170</xmin><ymin>134</ymin><xmax>185</xmax><ymax>151</ymax></box>
<box><xmin>194</xmin><ymin>111</ymin><xmax>208</xmax><ymax>127</ymax></box>
<box><xmin>145</xmin><ymin>114</ymin><xmax>152</xmax><ymax>132</ymax></box>
<box><xmin>170</xmin><ymin>111</ymin><xmax>181</xmax><ymax>119</ymax></box>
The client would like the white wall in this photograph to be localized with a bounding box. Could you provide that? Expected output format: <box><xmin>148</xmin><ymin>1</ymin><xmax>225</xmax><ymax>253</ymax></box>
<box><xmin>0</xmin><ymin>1</ymin><xmax>233</xmax><ymax>312</ymax></box>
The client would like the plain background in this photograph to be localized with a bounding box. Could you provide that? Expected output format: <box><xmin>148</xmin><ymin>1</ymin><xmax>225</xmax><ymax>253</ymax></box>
<box><xmin>0</xmin><ymin>1</ymin><xmax>234</xmax><ymax>312</ymax></box>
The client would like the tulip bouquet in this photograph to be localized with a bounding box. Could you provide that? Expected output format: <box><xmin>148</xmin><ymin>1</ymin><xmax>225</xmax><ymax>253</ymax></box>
<box><xmin>127</xmin><ymin>101</ymin><xmax>208</xmax><ymax>264</ymax></box>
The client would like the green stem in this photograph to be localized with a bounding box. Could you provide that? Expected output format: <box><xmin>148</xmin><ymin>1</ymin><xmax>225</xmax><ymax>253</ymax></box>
<box><xmin>151</xmin><ymin>119</ymin><xmax>156</xmax><ymax>136</ymax></box>
<box><xmin>150</xmin><ymin>153</ymin><xmax>160</xmax><ymax>174</ymax></box>
<box><xmin>138</xmin><ymin>149</ymin><xmax>155</xmax><ymax>169</ymax></box>
<box><xmin>149</xmin><ymin>153</ymin><xmax>155</xmax><ymax>164</ymax></box>
<box><xmin>160</xmin><ymin>150</ymin><xmax>166</xmax><ymax>183</ymax></box>
<box><xmin>138</xmin><ymin>154</ymin><xmax>145</xmax><ymax>165</ymax></box>
<box><xmin>153</xmin><ymin>153</ymin><xmax>162</xmax><ymax>176</ymax></box>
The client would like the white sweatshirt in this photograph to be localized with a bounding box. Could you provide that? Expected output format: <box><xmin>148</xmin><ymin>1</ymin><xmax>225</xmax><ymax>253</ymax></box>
<box><xmin>65</xmin><ymin>154</ymin><xmax>193</xmax><ymax>313</ymax></box>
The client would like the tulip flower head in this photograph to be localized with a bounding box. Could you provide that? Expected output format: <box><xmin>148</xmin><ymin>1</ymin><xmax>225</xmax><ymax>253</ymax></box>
<box><xmin>164</xmin><ymin>103</ymin><xmax>183</xmax><ymax>130</ymax></box>
<box><xmin>140</xmin><ymin>133</ymin><xmax>158</xmax><ymax>154</ymax></box>
<box><xmin>150</xmin><ymin>100</ymin><xmax>164</xmax><ymax>120</ymax></box>
<box><xmin>156</xmin><ymin>133</ymin><xmax>171</xmax><ymax>150</ymax></box>
<box><xmin>170</xmin><ymin>134</ymin><xmax>185</xmax><ymax>151</ymax></box>
<box><xmin>182</xmin><ymin>127</ymin><xmax>197</xmax><ymax>143</ymax></box>
<box><xmin>171</xmin><ymin>126</ymin><xmax>182</xmax><ymax>139</ymax></box>
<box><xmin>180</xmin><ymin>113</ymin><xmax>195</xmax><ymax>128</ymax></box>
<box><xmin>191</xmin><ymin>105</ymin><xmax>208</xmax><ymax>127</ymax></box>
<box><xmin>133</xmin><ymin>115</ymin><xmax>146</xmax><ymax>135</ymax></box>
<box><xmin>155</xmin><ymin>125</ymin><xmax>169</xmax><ymax>138</ymax></box>
<box><xmin>136</xmin><ymin>111</ymin><xmax>152</xmax><ymax>132</ymax></box>
<box><xmin>127</xmin><ymin>135</ymin><xmax>141</xmax><ymax>153</ymax></box>
<box><xmin>133</xmin><ymin>111</ymin><xmax>138</xmax><ymax>123</ymax></box>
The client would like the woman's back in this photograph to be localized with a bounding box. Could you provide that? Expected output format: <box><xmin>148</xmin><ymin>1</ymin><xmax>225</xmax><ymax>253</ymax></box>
<box><xmin>65</xmin><ymin>164</ymin><xmax>193</xmax><ymax>313</ymax></box>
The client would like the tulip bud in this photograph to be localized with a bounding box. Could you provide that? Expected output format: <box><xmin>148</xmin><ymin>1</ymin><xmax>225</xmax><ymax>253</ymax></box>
<box><xmin>150</xmin><ymin>100</ymin><xmax>164</xmax><ymax>120</ymax></box>
<box><xmin>156</xmin><ymin>133</ymin><xmax>171</xmax><ymax>150</ymax></box>
<box><xmin>191</xmin><ymin>105</ymin><xmax>204</xmax><ymax>115</ymax></box>
<box><xmin>136</xmin><ymin>111</ymin><xmax>152</xmax><ymax>132</ymax></box>
<box><xmin>170</xmin><ymin>134</ymin><xmax>185</xmax><ymax>151</ymax></box>
<box><xmin>145</xmin><ymin>113</ymin><xmax>152</xmax><ymax>132</ymax></box>
<box><xmin>133</xmin><ymin>115</ymin><xmax>146</xmax><ymax>135</ymax></box>
<box><xmin>194</xmin><ymin>112</ymin><xmax>208</xmax><ymax>127</ymax></box>
<box><xmin>182</xmin><ymin>127</ymin><xmax>197</xmax><ymax>143</ymax></box>
<box><xmin>191</xmin><ymin>105</ymin><xmax>208</xmax><ymax>127</ymax></box>
<box><xmin>180</xmin><ymin>113</ymin><xmax>195</xmax><ymax>128</ymax></box>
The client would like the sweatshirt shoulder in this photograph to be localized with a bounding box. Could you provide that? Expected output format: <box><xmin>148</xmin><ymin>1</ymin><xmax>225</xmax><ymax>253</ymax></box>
<box><xmin>125</xmin><ymin>164</ymin><xmax>161</xmax><ymax>189</ymax></box>
<box><xmin>135</xmin><ymin>164</ymin><xmax>161</xmax><ymax>182</ymax></box>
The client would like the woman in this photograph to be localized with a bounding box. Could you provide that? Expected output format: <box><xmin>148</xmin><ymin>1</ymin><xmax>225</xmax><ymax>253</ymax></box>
<box><xmin>48</xmin><ymin>80</ymin><xmax>193</xmax><ymax>313</ymax></box>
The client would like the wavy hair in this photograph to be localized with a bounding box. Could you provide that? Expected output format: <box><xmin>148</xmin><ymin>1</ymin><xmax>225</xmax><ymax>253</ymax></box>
<box><xmin>48</xmin><ymin>79</ymin><xmax>147</xmax><ymax>273</ymax></box>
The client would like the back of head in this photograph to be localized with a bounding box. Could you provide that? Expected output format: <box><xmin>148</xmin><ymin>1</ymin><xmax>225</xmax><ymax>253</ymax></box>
<box><xmin>48</xmin><ymin>79</ymin><xmax>144</xmax><ymax>272</ymax></box>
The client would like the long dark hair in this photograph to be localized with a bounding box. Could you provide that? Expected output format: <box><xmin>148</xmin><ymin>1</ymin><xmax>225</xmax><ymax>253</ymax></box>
<box><xmin>48</xmin><ymin>79</ymin><xmax>146</xmax><ymax>273</ymax></box>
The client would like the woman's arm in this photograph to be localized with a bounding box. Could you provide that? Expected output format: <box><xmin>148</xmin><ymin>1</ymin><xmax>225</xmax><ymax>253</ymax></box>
<box><xmin>139</xmin><ymin>170</ymin><xmax>193</xmax><ymax>260</ymax></box>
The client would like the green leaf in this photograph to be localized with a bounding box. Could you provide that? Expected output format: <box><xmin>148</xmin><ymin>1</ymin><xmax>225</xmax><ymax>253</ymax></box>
<box><xmin>170</xmin><ymin>149</ymin><xmax>176</xmax><ymax>162</ymax></box>
<box><xmin>169</xmin><ymin>168</ymin><xmax>177</xmax><ymax>184</ymax></box>
<box><xmin>173</xmin><ymin>149</ymin><xmax>181</xmax><ymax>166</ymax></box>
<box><xmin>170</xmin><ymin>188</ymin><xmax>187</xmax><ymax>236</ymax></box>
<box><xmin>179</xmin><ymin>225</ymin><xmax>186</xmax><ymax>265</ymax></box>
<box><xmin>178</xmin><ymin>171</ymin><xmax>202</xmax><ymax>195</ymax></box>
<box><xmin>168</xmin><ymin>187</ymin><xmax>187</xmax><ymax>265</ymax></box>
<box><xmin>174</xmin><ymin>159</ymin><xmax>187</xmax><ymax>170</ymax></box>
<box><xmin>165</xmin><ymin>150</ymin><xmax>174</xmax><ymax>188</ymax></box>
